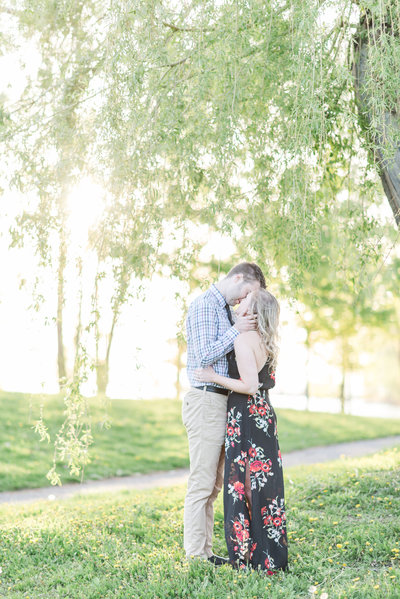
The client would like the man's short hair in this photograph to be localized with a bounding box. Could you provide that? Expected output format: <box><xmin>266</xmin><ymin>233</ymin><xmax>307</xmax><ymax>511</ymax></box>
<box><xmin>226</xmin><ymin>262</ymin><xmax>266</xmax><ymax>289</ymax></box>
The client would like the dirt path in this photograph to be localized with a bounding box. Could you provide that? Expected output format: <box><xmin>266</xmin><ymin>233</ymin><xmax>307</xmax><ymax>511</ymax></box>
<box><xmin>1</xmin><ymin>435</ymin><xmax>399</xmax><ymax>505</ymax></box>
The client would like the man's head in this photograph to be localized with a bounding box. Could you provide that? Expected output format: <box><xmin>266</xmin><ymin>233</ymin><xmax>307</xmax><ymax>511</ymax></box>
<box><xmin>221</xmin><ymin>262</ymin><xmax>266</xmax><ymax>306</ymax></box>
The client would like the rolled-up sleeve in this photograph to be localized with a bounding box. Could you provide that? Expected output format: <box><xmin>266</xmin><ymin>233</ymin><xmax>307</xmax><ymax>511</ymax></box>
<box><xmin>188</xmin><ymin>300</ymin><xmax>239</xmax><ymax>367</ymax></box>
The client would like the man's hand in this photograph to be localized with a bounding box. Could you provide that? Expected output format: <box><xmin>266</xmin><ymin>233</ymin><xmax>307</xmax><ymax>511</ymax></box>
<box><xmin>234</xmin><ymin>314</ymin><xmax>258</xmax><ymax>333</ymax></box>
<box><xmin>195</xmin><ymin>366</ymin><xmax>216</xmax><ymax>383</ymax></box>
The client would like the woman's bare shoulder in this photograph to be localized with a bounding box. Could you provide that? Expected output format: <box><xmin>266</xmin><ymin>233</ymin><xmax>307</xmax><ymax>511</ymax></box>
<box><xmin>234</xmin><ymin>330</ymin><xmax>259</xmax><ymax>348</ymax></box>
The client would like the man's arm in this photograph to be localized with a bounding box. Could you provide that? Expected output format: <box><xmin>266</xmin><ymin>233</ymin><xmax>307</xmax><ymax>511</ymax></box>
<box><xmin>188</xmin><ymin>300</ymin><xmax>239</xmax><ymax>367</ymax></box>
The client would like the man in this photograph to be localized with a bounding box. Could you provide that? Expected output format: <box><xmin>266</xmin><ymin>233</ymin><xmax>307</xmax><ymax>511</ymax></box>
<box><xmin>182</xmin><ymin>262</ymin><xmax>266</xmax><ymax>564</ymax></box>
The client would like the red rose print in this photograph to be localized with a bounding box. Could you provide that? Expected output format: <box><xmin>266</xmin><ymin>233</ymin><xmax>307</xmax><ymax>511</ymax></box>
<box><xmin>258</xmin><ymin>407</ymin><xmax>266</xmax><ymax>416</ymax></box>
<box><xmin>234</xmin><ymin>481</ymin><xmax>245</xmax><ymax>494</ymax></box>
<box><xmin>261</xmin><ymin>462</ymin><xmax>271</xmax><ymax>472</ymax></box>
<box><xmin>250</xmin><ymin>460</ymin><xmax>262</xmax><ymax>472</ymax></box>
<box><xmin>273</xmin><ymin>517</ymin><xmax>282</xmax><ymax>527</ymax></box>
<box><xmin>249</xmin><ymin>447</ymin><xmax>257</xmax><ymax>458</ymax></box>
<box><xmin>233</xmin><ymin>521</ymin><xmax>243</xmax><ymax>532</ymax></box>
<box><xmin>227</xmin><ymin>426</ymin><xmax>234</xmax><ymax>436</ymax></box>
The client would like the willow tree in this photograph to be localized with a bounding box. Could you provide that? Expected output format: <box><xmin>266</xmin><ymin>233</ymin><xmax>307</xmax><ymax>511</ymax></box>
<box><xmin>95</xmin><ymin>0</ymin><xmax>399</xmax><ymax>285</ymax></box>
<box><xmin>2</xmin><ymin>0</ymin><xmax>400</xmax><ymax>481</ymax></box>
<box><xmin>1</xmin><ymin>1</ymin><xmax>207</xmax><ymax>483</ymax></box>
<box><xmin>2</xmin><ymin>1</ymin><xmax>108</xmax><ymax>386</ymax></box>
<box><xmin>292</xmin><ymin>200</ymin><xmax>395</xmax><ymax>412</ymax></box>
<box><xmin>4</xmin><ymin>1</ymin><xmax>399</xmax><ymax>297</ymax></box>
<box><xmin>2</xmin><ymin>0</ymin><xmax>208</xmax><ymax>379</ymax></box>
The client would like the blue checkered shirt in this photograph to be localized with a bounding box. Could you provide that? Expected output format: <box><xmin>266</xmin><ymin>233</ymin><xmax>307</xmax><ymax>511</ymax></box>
<box><xmin>186</xmin><ymin>284</ymin><xmax>239</xmax><ymax>388</ymax></box>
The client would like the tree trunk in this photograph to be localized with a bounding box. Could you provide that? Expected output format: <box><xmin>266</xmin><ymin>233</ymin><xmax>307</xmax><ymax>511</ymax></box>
<box><xmin>97</xmin><ymin>310</ymin><xmax>118</xmax><ymax>396</ymax></box>
<box><xmin>57</xmin><ymin>231</ymin><xmax>67</xmax><ymax>386</ymax></box>
<box><xmin>96</xmin><ymin>359</ymin><xmax>109</xmax><ymax>396</ymax></box>
<box><xmin>353</xmin><ymin>14</ymin><xmax>400</xmax><ymax>227</ymax></box>
<box><xmin>73</xmin><ymin>259</ymin><xmax>83</xmax><ymax>378</ymax></box>
<box><xmin>175</xmin><ymin>339</ymin><xmax>185</xmax><ymax>401</ymax></box>
<box><xmin>93</xmin><ymin>279</ymin><xmax>121</xmax><ymax>396</ymax></box>
<box><xmin>339</xmin><ymin>368</ymin><xmax>346</xmax><ymax>415</ymax></box>
<box><xmin>93</xmin><ymin>274</ymin><xmax>113</xmax><ymax>397</ymax></box>
<box><xmin>340</xmin><ymin>338</ymin><xmax>350</xmax><ymax>415</ymax></box>
<box><xmin>305</xmin><ymin>333</ymin><xmax>311</xmax><ymax>411</ymax></box>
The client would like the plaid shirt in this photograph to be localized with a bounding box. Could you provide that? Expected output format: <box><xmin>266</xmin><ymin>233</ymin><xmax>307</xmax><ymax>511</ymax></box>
<box><xmin>186</xmin><ymin>284</ymin><xmax>239</xmax><ymax>388</ymax></box>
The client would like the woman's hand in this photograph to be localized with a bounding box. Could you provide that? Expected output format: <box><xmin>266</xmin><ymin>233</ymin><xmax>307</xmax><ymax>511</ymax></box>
<box><xmin>235</xmin><ymin>291</ymin><xmax>253</xmax><ymax>317</ymax></box>
<box><xmin>194</xmin><ymin>366</ymin><xmax>216</xmax><ymax>383</ymax></box>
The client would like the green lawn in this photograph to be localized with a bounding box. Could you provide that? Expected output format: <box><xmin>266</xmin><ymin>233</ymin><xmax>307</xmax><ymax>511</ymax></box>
<box><xmin>0</xmin><ymin>446</ymin><xmax>399</xmax><ymax>598</ymax></box>
<box><xmin>0</xmin><ymin>391</ymin><xmax>399</xmax><ymax>492</ymax></box>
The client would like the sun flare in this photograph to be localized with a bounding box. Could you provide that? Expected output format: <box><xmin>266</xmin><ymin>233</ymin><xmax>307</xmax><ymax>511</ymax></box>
<box><xmin>67</xmin><ymin>179</ymin><xmax>105</xmax><ymax>247</ymax></box>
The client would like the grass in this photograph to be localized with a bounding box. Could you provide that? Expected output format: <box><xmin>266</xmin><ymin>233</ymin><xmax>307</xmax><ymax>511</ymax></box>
<box><xmin>0</xmin><ymin>390</ymin><xmax>399</xmax><ymax>492</ymax></box>
<box><xmin>0</xmin><ymin>446</ymin><xmax>399</xmax><ymax>598</ymax></box>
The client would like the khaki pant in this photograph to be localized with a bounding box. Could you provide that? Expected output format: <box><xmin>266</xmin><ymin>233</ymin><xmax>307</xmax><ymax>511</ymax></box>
<box><xmin>182</xmin><ymin>386</ymin><xmax>228</xmax><ymax>558</ymax></box>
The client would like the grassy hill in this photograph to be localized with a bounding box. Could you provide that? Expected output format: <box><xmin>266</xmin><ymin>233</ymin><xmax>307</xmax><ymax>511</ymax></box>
<box><xmin>0</xmin><ymin>445</ymin><xmax>399</xmax><ymax>598</ymax></box>
<box><xmin>0</xmin><ymin>391</ymin><xmax>399</xmax><ymax>491</ymax></box>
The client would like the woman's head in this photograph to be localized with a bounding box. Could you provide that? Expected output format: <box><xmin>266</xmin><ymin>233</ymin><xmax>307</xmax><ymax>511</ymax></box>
<box><xmin>239</xmin><ymin>289</ymin><xmax>280</xmax><ymax>370</ymax></box>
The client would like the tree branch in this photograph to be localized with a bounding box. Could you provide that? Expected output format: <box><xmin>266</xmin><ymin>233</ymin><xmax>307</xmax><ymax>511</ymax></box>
<box><xmin>162</xmin><ymin>21</ymin><xmax>214</xmax><ymax>33</ymax></box>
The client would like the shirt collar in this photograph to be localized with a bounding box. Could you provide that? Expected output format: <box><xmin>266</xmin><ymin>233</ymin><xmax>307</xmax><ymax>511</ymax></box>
<box><xmin>210</xmin><ymin>284</ymin><xmax>227</xmax><ymax>308</ymax></box>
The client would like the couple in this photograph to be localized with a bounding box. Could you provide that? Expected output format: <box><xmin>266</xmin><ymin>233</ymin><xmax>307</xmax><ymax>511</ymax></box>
<box><xmin>182</xmin><ymin>262</ymin><xmax>288</xmax><ymax>573</ymax></box>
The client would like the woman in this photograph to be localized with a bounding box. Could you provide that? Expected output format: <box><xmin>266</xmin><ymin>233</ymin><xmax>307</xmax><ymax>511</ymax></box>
<box><xmin>195</xmin><ymin>289</ymin><xmax>288</xmax><ymax>573</ymax></box>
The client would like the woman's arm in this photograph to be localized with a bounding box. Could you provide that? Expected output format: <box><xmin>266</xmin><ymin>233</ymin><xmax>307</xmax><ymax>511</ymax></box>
<box><xmin>195</xmin><ymin>334</ymin><xmax>259</xmax><ymax>395</ymax></box>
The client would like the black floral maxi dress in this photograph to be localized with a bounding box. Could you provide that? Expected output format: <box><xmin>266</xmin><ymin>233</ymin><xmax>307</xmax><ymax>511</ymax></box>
<box><xmin>223</xmin><ymin>351</ymin><xmax>288</xmax><ymax>572</ymax></box>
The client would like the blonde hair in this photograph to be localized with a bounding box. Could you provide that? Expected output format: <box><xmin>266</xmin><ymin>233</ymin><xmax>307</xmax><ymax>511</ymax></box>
<box><xmin>249</xmin><ymin>289</ymin><xmax>280</xmax><ymax>372</ymax></box>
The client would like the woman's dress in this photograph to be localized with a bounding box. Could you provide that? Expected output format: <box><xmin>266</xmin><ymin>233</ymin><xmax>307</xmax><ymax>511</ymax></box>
<box><xmin>224</xmin><ymin>350</ymin><xmax>288</xmax><ymax>572</ymax></box>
